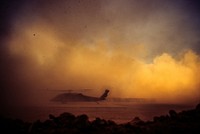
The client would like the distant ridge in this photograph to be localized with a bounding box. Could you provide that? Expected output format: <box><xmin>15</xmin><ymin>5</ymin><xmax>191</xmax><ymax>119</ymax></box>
<box><xmin>108</xmin><ymin>98</ymin><xmax>156</xmax><ymax>103</ymax></box>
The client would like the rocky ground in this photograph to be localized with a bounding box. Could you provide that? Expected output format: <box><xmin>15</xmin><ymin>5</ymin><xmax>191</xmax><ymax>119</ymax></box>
<box><xmin>1</xmin><ymin>103</ymin><xmax>200</xmax><ymax>134</ymax></box>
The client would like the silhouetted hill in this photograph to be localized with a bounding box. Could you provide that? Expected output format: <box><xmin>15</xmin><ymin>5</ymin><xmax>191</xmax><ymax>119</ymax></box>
<box><xmin>1</xmin><ymin>103</ymin><xmax>200</xmax><ymax>134</ymax></box>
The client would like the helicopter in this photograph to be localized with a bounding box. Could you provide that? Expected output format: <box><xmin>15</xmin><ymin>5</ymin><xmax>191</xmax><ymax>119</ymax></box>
<box><xmin>50</xmin><ymin>89</ymin><xmax>109</xmax><ymax>103</ymax></box>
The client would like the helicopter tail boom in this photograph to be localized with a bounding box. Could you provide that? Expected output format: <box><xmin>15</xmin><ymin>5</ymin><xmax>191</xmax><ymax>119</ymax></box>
<box><xmin>99</xmin><ymin>89</ymin><xmax>109</xmax><ymax>100</ymax></box>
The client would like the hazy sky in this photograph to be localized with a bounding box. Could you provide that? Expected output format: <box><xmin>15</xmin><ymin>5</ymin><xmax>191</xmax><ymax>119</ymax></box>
<box><xmin>1</xmin><ymin>0</ymin><xmax>200</xmax><ymax>106</ymax></box>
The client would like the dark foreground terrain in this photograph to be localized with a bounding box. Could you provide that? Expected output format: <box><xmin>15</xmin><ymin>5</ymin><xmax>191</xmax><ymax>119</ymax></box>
<box><xmin>1</xmin><ymin>103</ymin><xmax>200</xmax><ymax>134</ymax></box>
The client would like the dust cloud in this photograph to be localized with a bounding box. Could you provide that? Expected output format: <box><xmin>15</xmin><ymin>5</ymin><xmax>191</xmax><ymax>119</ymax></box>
<box><xmin>1</xmin><ymin>0</ymin><xmax>200</xmax><ymax>106</ymax></box>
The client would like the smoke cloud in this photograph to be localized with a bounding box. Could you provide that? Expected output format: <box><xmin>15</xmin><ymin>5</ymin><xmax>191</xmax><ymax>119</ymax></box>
<box><xmin>1</xmin><ymin>0</ymin><xmax>200</xmax><ymax>105</ymax></box>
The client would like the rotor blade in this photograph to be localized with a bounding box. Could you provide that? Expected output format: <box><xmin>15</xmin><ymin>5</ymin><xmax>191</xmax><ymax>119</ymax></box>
<box><xmin>47</xmin><ymin>88</ymin><xmax>93</xmax><ymax>92</ymax></box>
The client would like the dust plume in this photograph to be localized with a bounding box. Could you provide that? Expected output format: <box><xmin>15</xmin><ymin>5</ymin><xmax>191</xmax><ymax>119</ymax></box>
<box><xmin>1</xmin><ymin>0</ymin><xmax>200</xmax><ymax>106</ymax></box>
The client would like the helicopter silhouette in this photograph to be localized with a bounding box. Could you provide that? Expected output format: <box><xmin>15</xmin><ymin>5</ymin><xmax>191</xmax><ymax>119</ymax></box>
<box><xmin>50</xmin><ymin>89</ymin><xmax>109</xmax><ymax>103</ymax></box>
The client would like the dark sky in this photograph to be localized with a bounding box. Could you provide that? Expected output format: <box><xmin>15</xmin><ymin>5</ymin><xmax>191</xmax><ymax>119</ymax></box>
<box><xmin>1</xmin><ymin>0</ymin><xmax>200</xmax><ymax>54</ymax></box>
<box><xmin>1</xmin><ymin>0</ymin><xmax>200</xmax><ymax>106</ymax></box>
